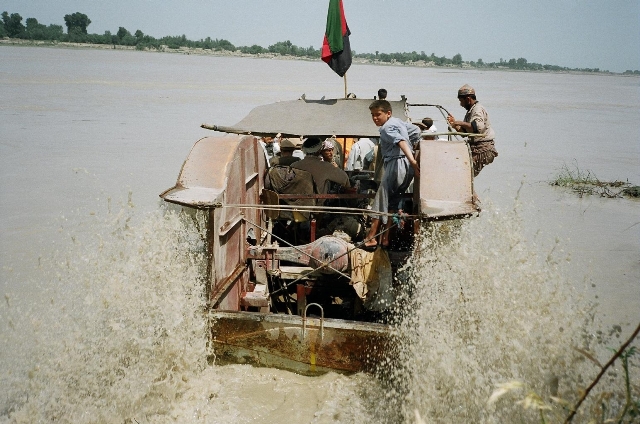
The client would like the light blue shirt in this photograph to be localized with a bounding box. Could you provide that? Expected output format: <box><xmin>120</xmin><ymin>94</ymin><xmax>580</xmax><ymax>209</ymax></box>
<box><xmin>379</xmin><ymin>117</ymin><xmax>420</xmax><ymax>162</ymax></box>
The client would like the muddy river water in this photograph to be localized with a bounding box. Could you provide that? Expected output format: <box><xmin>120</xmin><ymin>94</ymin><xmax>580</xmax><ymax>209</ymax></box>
<box><xmin>1</xmin><ymin>46</ymin><xmax>638</xmax><ymax>423</ymax></box>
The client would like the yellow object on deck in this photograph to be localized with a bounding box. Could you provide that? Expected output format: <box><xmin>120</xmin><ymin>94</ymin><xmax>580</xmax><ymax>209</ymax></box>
<box><xmin>349</xmin><ymin>248</ymin><xmax>394</xmax><ymax>311</ymax></box>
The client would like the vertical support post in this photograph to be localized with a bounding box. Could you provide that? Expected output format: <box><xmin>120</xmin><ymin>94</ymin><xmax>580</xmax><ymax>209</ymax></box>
<box><xmin>296</xmin><ymin>283</ymin><xmax>306</xmax><ymax>316</ymax></box>
<box><xmin>265</xmin><ymin>250</ymin><xmax>272</xmax><ymax>271</ymax></box>
<box><xmin>310</xmin><ymin>219</ymin><xmax>316</xmax><ymax>242</ymax></box>
<box><xmin>343</xmin><ymin>73</ymin><xmax>348</xmax><ymax>98</ymax></box>
<box><xmin>266</xmin><ymin>219</ymin><xmax>273</xmax><ymax>245</ymax></box>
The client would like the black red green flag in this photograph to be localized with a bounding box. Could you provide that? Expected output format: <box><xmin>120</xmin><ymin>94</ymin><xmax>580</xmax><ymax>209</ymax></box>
<box><xmin>321</xmin><ymin>0</ymin><xmax>352</xmax><ymax>77</ymax></box>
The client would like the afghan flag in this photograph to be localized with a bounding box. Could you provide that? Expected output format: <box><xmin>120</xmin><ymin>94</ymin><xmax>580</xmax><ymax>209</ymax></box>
<box><xmin>321</xmin><ymin>0</ymin><xmax>352</xmax><ymax>77</ymax></box>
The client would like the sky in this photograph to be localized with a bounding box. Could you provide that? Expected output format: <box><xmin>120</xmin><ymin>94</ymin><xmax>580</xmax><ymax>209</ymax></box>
<box><xmin>1</xmin><ymin>0</ymin><xmax>639</xmax><ymax>73</ymax></box>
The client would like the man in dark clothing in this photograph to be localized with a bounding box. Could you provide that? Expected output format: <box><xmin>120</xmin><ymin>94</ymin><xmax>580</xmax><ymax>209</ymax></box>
<box><xmin>292</xmin><ymin>137</ymin><xmax>350</xmax><ymax>194</ymax></box>
<box><xmin>270</xmin><ymin>138</ymin><xmax>301</xmax><ymax>167</ymax></box>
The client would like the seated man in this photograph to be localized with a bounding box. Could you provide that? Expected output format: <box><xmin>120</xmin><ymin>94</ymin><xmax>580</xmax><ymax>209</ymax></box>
<box><xmin>270</xmin><ymin>138</ymin><xmax>301</xmax><ymax>167</ymax></box>
<box><xmin>320</xmin><ymin>139</ymin><xmax>339</xmax><ymax>167</ymax></box>
<box><xmin>292</xmin><ymin>137</ymin><xmax>350</xmax><ymax>195</ymax></box>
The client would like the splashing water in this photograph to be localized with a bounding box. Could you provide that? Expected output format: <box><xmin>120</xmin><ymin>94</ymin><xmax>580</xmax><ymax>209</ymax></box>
<box><xmin>1</xmin><ymin>197</ymin><xmax>635</xmax><ymax>423</ymax></box>
<box><xmin>0</xmin><ymin>198</ymin><xmax>384</xmax><ymax>423</ymax></box>
<box><xmin>378</xmin><ymin>200</ymin><xmax>636</xmax><ymax>423</ymax></box>
<box><xmin>1</xmin><ymin>200</ymin><xmax>210</xmax><ymax>422</ymax></box>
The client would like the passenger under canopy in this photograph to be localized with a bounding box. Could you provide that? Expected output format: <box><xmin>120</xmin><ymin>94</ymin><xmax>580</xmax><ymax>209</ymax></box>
<box><xmin>205</xmin><ymin>98</ymin><xmax>407</xmax><ymax>138</ymax></box>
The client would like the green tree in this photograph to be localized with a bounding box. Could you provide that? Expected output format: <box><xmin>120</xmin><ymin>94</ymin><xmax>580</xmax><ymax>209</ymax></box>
<box><xmin>268</xmin><ymin>40</ymin><xmax>293</xmax><ymax>55</ymax></box>
<box><xmin>25</xmin><ymin>17</ymin><xmax>51</xmax><ymax>40</ymax></box>
<box><xmin>215</xmin><ymin>38</ymin><xmax>235</xmax><ymax>51</ymax></box>
<box><xmin>2</xmin><ymin>12</ymin><xmax>25</xmax><ymax>37</ymax></box>
<box><xmin>63</xmin><ymin>12</ymin><xmax>91</xmax><ymax>34</ymax></box>
<box><xmin>240</xmin><ymin>44</ymin><xmax>266</xmax><ymax>54</ymax></box>
<box><xmin>0</xmin><ymin>12</ymin><xmax>8</xmax><ymax>37</ymax></box>
<box><xmin>96</xmin><ymin>30</ymin><xmax>116</xmax><ymax>45</ymax></box>
<box><xmin>201</xmin><ymin>36</ymin><xmax>214</xmax><ymax>49</ymax></box>
<box><xmin>121</xmin><ymin>34</ymin><xmax>137</xmax><ymax>46</ymax></box>
<box><xmin>452</xmin><ymin>53</ymin><xmax>462</xmax><ymax>65</ymax></box>
<box><xmin>25</xmin><ymin>17</ymin><xmax>38</xmax><ymax>30</ymax></box>
<box><xmin>45</xmin><ymin>24</ymin><xmax>63</xmax><ymax>40</ymax></box>
<box><xmin>117</xmin><ymin>26</ymin><xmax>130</xmax><ymax>40</ymax></box>
<box><xmin>302</xmin><ymin>45</ymin><xmax>319</xmax><ymax>58</ymax></box>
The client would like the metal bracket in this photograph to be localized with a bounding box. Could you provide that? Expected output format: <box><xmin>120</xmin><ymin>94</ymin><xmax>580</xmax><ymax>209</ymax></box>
<box><xmin>302</xmin><ymin>303</ymin><xmax>324</xmax><ymax>341</ymax></box>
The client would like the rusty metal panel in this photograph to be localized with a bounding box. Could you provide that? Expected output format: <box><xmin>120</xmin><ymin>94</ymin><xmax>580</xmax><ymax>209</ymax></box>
<box><xmin>216</xmin><ymin>266</ymin><xmax>247</xmax><ymax>311</ymax></box>
<box><xmin>243</xmin><ymin>138</ymin><xmax>263</xmax><ymax>244</ymax></box>
<box><xmin>222</xmin><ymin>154</ymin><xmax>242</xmax><ymax>229</ymax></box>
<box><xmin>161</xmin><ymin>134</ymin><xmax>267</xmax><ymax>311</ymax></box>
<box><xmin>160</xmin><ymin>136</ymin><xmax>241</xmax><ymax>207</ymax></box>
<box><xmin>211</xmin><ymin>135</ymin><xmax>267</xmax><ymax>311</ymax></box>
<box><xmin>210</xmin><ymin>311</ymin><xmax>394</xmax><ymax>375</ymax></box>
<box><xmin>418</xmin><ymin>139</ymin><xmax>479</xmax><ymax>219</ymax></box>
<box><xmin>211</xmin><ymin>263</ymin><xmax>245</xmax><ymax>305</ymax></box>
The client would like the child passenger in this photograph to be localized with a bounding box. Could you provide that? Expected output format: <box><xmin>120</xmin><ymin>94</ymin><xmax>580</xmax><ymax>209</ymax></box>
<box><xmin>363</xmin><ymin>100</ymin><xmax>421</xmax><ymax>249</ymax></box>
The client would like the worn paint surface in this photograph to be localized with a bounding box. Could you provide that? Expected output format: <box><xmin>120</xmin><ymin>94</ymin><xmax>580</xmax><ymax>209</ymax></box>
<box><xmin>418</xmin><ymin>138</ymin><xmax>479</xmax><ymax>218</ymax></box>
<box><xmin>270</xmin><ymin>236</ymin><xmax>351</xmax><ymax>274</ymax></box>
<box><xmin>210</xmin><ymin>311</ymin><xmax>394</xmax><ymax>376</ymax></box>
<box><xmin>161</xmin><ymin>134</ymin><xmax>266</xmax><ymax>312</ymax></box>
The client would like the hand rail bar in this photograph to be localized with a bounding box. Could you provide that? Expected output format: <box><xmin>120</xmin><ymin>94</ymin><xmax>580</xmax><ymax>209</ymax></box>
<box><xmin>302</xmin><ymin>303</ymin><xmax>324</xmax><ymax>341</ymax></box>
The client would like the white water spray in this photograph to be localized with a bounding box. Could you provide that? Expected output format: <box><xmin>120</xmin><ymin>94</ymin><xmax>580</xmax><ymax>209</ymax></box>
<box><xmin>382</xmin><ymin>200</ymin><xmax>636</xmax><ymax>423</ymax></box>
<box><xmin>1</xmin><ymin>200</ymin><xmax>209</xmax><ymax>422</ymax></box>
<box><xmin>1</xmin><ymin>198</ymin><xmax>635</xmax><ymax>423</ymax></box>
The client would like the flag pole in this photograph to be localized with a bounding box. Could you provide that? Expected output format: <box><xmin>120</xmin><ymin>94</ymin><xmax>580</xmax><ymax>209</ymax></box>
<box><xmin>343</xmin><ymin>72</ymin><xmax>348</xmax><ymax>98</ymax></box>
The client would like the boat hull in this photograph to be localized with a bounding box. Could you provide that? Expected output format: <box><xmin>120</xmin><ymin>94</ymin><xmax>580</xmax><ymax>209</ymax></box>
<box><xmin>210</xmin><ymin>310</ymin><xmax>394</xmax><ymax>376</ymax></box>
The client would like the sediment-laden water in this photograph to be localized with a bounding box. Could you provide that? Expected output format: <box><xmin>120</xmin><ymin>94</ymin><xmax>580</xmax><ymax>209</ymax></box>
<box><xmin>1</xmin><ymin>46</ymin><xmax>638</xmax><ymax>423</ymax></box>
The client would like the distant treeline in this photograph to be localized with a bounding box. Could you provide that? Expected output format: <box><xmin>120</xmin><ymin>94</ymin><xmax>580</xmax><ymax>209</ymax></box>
<box><xmin>2</xmin><ymin>11</ymin><xmax>639</xmax><ymax>75</ymax></box>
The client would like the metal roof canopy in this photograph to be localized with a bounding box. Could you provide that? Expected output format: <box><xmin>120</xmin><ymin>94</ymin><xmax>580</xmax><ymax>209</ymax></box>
<box><xmin>205</xmin><ymin>98</ymin><xmax>408</xmax><ymax>138</ymax></box>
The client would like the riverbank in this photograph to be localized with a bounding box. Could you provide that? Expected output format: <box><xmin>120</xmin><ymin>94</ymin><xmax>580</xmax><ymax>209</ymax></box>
<box><xmin>2</xmin><ymin>38</ymin><xmax>634</xmax><ymax>77</ymax></box>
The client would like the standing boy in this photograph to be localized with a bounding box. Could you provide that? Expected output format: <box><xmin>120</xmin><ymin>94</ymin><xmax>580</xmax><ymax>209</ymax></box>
<box><xmin>363</xmin><ymin>100</ymin><xmax>420</xmax><ymax>249</ymax></box>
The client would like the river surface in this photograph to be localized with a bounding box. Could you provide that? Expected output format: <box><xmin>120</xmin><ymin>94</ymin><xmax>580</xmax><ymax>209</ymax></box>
<box><xmin>0</xmin><ymin>46</ymin><xmax>638</xmax><ymax>423</ymax></box>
